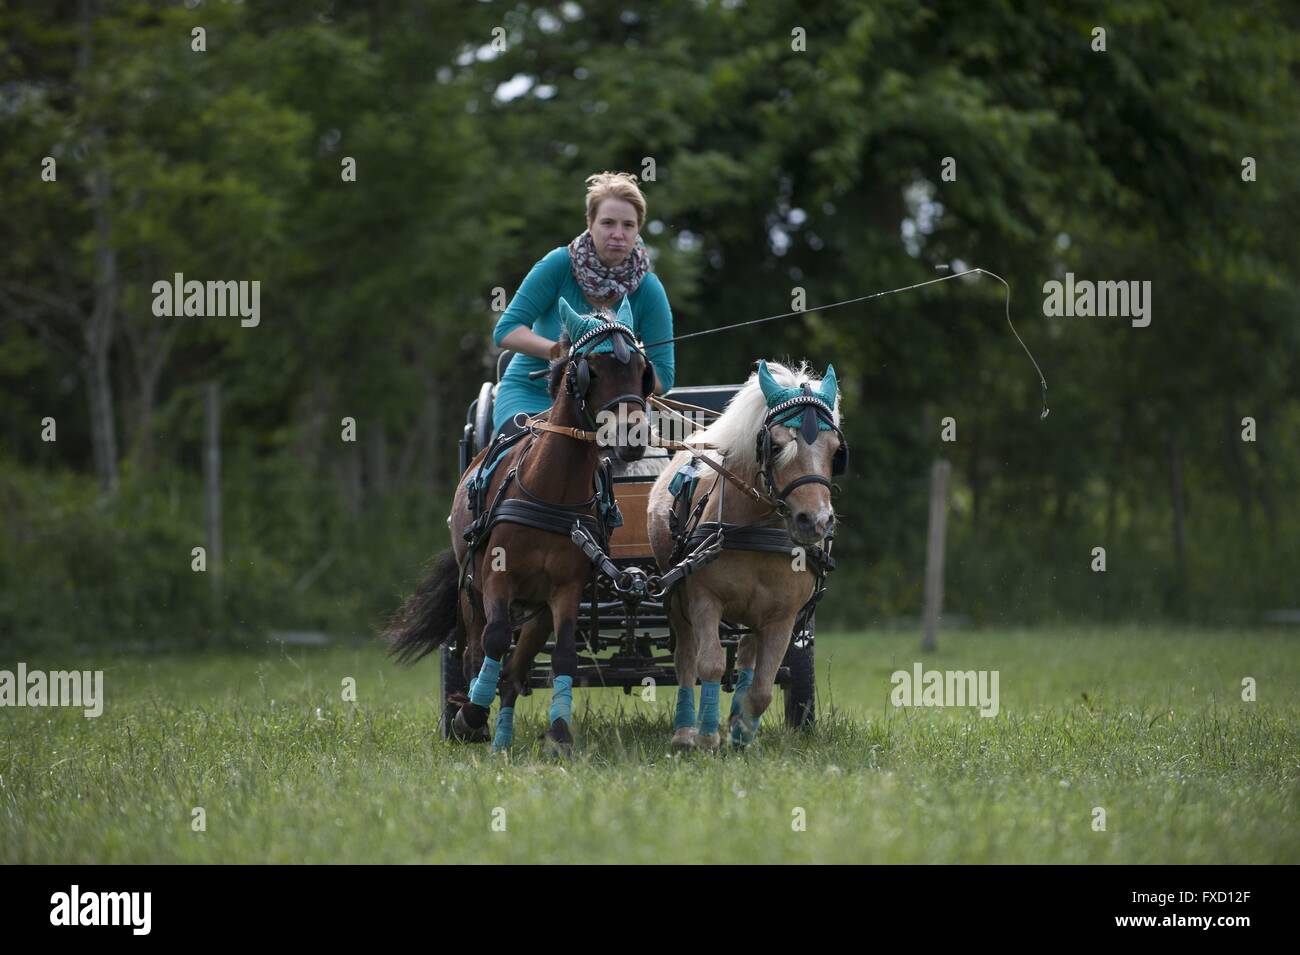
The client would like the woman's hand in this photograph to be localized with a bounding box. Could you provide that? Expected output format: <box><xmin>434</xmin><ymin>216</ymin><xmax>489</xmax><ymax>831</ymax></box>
<box><xmin>548</xmin><ymin>341</ymin><xmax>566</xmax><ymax>361</ymax></box>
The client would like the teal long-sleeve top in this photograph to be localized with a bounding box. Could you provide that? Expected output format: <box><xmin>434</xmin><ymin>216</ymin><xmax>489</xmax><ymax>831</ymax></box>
<box><xmin>491</xmin><ymin>246</ymin><xmax>676</xmax><ymax>434</ymax></box>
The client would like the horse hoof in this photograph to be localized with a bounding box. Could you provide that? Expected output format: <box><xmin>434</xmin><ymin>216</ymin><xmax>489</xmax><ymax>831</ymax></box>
<box><xmin>670</xmin><ymin>727</ymin><xmax>697</xmax><ymax>752</ymax></box>
<box><xmin>729</xmin><ymin>715</ymin><xmax>759</xmax><ymax>749</ymax></box>
<box><xmin>696</xmin><ymin>731</ymin><xmax>721</xmax><ymax>751</ymax></box>
<box><xmin>450</xmin><ymin>706</ymin><xmax>491</xmax><ymax>743</ymax></box>
<box><xmin>543</xmin><ymin>718</ymin><xmax>573</xmax><ymax>759</ymax></box>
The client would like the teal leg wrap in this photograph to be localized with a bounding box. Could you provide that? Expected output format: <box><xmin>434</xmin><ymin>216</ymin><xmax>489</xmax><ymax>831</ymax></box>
<box><xmin>730</xmin><ymin>667</ymin><xmax>754</xmax><ymax>718</ymax></box>
<box><xmin>492</xmin><ymin>706</ymin><xmax>514</xmax><ymax>750</ymax></box>
<box><xmin>549</xmin><ymin>675</ymin><xmax>573</xmax><ymax>726</ymax></box>
<box><xmin>731</xmin><ymin>696</ymin><xmax>762</xmax><ymax>747</ymax></box>
<box><xmin>469</xmin><ymin>656</ymin><xmax>501</xmax><ymax>709</ymax></box>
<box><xmin>698</xmin><ymin>681</ymin><xmax>721</xmax><ymax>736</ymax></box>
<box><xmin>674</xmin><ymin>685</ymin><xmax>696</xmax><ymax>730</ymax></box>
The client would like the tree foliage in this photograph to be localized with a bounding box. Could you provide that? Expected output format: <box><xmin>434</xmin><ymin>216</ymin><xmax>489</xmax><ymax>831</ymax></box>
<box><xmin>2</xmin><ymin>0</ymin><xmax>1297</xmax><ymax>645</ymax></box>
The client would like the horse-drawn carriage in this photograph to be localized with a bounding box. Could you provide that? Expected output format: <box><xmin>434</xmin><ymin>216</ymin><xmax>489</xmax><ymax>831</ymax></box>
<box><xmin>385</xmin><ymin>268</ymin><xmax>1041</xmax><ymax>754</ymax></box>
<box><xmin>441</xmin><ymin>350</ymin><xmax>820</xmax><ymax>738</ymax></box>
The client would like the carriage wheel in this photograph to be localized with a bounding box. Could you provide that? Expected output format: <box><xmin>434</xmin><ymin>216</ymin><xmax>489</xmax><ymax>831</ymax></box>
<box><xmin>782</xmin><ymin>614</ymin><xmax>816</xmax><ymax>729</ymax></box>
<box><xmin>444</xmin><ymin>379</ymin><xmax>493</xmax><ymax>739</ymax></box>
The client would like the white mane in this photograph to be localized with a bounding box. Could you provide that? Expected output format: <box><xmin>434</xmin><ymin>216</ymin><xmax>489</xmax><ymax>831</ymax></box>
<box><xmin>689</xmin><ymin>359</ymin><xmax>841</xmax><ymax>479</ymax></box>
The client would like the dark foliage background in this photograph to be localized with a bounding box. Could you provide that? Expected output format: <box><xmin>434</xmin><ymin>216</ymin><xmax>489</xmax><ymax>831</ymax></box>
<box><xmin>2</xmin><ymin>0</ymin><xmax>1297</xmax><ymax>649</ymax></box>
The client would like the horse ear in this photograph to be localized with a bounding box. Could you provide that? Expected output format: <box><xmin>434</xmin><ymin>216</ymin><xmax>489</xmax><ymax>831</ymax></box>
<box><xmin>819</xmin><ymin>363</ymin><xmax>838</xmax><ymax>409</ymax></box>
<box><xmin>615</xmin><ymin>295</ymin><xmax>634</xmax><ymax>328</ymax></box>
<box><xmin>757</xmin><ymin>360</ymin><xmax>781</xmax><ymax>404</ymax></box>
<box><xmin>558</xmin><ymin>298</ymin><xmax>582</xmax><ymax>339</ymax></box>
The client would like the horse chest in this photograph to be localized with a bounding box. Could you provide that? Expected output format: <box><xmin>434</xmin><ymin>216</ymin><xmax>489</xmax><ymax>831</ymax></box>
<box><xmin>704</xmin><ymin>556</ymin><xmax>815</xmax><ymax>622</ymax></box>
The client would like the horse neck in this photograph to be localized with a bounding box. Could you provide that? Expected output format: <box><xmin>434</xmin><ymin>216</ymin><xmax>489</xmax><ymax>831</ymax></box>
<box><xmin>703</xmin><ymin>460</ymin><xmax>778</xmax><ymax>527</ymax></box>
<box><xmin>520</xmin><ymin>390</ymin><xmax>600</xmax><ymax>498</ymax></box>
<box><xmin>696</xmin><ymin>404</ymin><xmax>776</xmax><ymax>525</ymax></box>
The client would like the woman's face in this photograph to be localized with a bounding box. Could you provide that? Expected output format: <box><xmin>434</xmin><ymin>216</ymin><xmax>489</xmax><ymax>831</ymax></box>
<box><xmin>588</xmin><ymin>198</ymin><xmax>640</xmax><ymax>268</ymax></box>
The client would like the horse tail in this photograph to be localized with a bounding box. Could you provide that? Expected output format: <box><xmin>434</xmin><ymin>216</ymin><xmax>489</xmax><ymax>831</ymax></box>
<box><xmin>384</xmin><ymin>549</ymin><xmax>462</xmax><ymax>664</ymax></box>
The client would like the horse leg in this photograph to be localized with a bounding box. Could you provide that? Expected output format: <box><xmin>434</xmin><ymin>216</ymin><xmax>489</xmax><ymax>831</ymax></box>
<box><xmin>454</xmin><ymin>580</ymin><xmax>513</xmax><ymax>738</ymax></box>
<box><xmin>694</xmin><ymin>607</ymin><xmax>726</xmax><ymax>752</ymax></box>
<box><xmin>543</xmin><ymin>584</ymin><xmax>584</xmax><ymax>759</ymax></box>
<box><xmin>666</xmin><ymin>589</ymin><xmax>699</xmax><ymax>751</ymax></box>
<box><xmin>493</xmin><ymin>613</ymin><xmax>551</xmax><ymax>752</ymax></box>
<box><xmin>729</xmin><ymin>632</ymin><xmax>757</xmax><ymax>739</ymax></box>
<box><xmin>448</xmin><ymin>590</ymin><xmax>490</xmax><ymax>743</ymax></box>
<box><xmin>731</xmin><ymin>617</ymin><xmax>796</xmax><ymax>748</ymax></box>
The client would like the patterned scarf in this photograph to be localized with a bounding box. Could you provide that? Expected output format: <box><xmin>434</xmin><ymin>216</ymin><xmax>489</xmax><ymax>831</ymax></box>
<box><xmin>567</xmin><ymin>229</ymin><xmax>650</xmax><ymax>311</ymax></box>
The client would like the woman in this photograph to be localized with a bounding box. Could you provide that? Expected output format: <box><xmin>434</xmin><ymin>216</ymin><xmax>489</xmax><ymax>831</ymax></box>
<box><xmin>491</xmin><ymin>171</ymin><xmax>676</xmax><ymax>440</ymax></box>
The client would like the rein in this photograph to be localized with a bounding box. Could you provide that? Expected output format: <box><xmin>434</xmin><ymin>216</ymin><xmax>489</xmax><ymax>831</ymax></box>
<box><xmin>519</xmin><ymin>414</ymin><xmax>598</xmax><ymax>443</ymax></box>
<box><xmin>646</xmin><ymin>395</ymin><xmax>834</xmax><ymax>517</ymax></box>
<box><xmin>523</xmin><ymin>404</ymin><xmax>781</xmax><ymax>513</ymax></box>
<box><xmin>644</xmin><ymin>396</ymin><xmax>778</xmax><ymax>509</ymax></box>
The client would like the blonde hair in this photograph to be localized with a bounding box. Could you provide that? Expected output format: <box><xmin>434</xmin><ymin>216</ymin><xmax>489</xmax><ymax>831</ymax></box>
<box><xmin>585</xmin><ymin>171</ymin><xmax>647</xmax><ymax>229</ymax></box>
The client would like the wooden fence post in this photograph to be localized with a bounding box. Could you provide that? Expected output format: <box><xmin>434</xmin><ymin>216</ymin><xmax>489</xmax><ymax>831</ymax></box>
<box><xmin>922</xmin><ymin>459</ymin><xmax>951</xmax><ymax>652</ymax></box>
<box><xmin>204</xmin><ymin>381</ymin><xmax>223</xmax><ymax>630</ymax></box>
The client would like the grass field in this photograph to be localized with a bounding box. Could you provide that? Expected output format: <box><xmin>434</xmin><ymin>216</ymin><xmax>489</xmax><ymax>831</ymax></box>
<box><xmin>2</xmin><ymin>626</ymin><xmax>1297</xmax><ymax>864</ymax></box>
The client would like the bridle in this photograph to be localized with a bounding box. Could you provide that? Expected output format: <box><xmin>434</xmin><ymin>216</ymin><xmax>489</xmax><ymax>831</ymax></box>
<box><xmin>502</xmin><ymin>320</ymin><xmax>655</xmax><ymax>508</ymax></box>
<box><xmin>562</xmin><ymin>321</ymin><xmax>655</xmax><ymax>434</ymax></box>
<box><xmin>754</xmin><ymin>383</ymin><xmax>848</xmax><ymax>518</ymax></box>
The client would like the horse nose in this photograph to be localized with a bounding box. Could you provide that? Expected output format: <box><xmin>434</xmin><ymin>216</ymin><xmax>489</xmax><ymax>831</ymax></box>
<box><xmin>795</xmin><ymin>510</ymin><xmax>832</xmax><ymax>539</ymax></box>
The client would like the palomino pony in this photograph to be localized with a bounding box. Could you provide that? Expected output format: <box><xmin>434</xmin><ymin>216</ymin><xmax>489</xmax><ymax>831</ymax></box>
<box><xmin>647</xmin><ymin>360</ymin><xmax>844</xmax><ymax>750</ymax></box>
<box><xmin>384</xmin><ymin>297</ymin><xmax>653</xmax><ymax>756</ymax></box>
